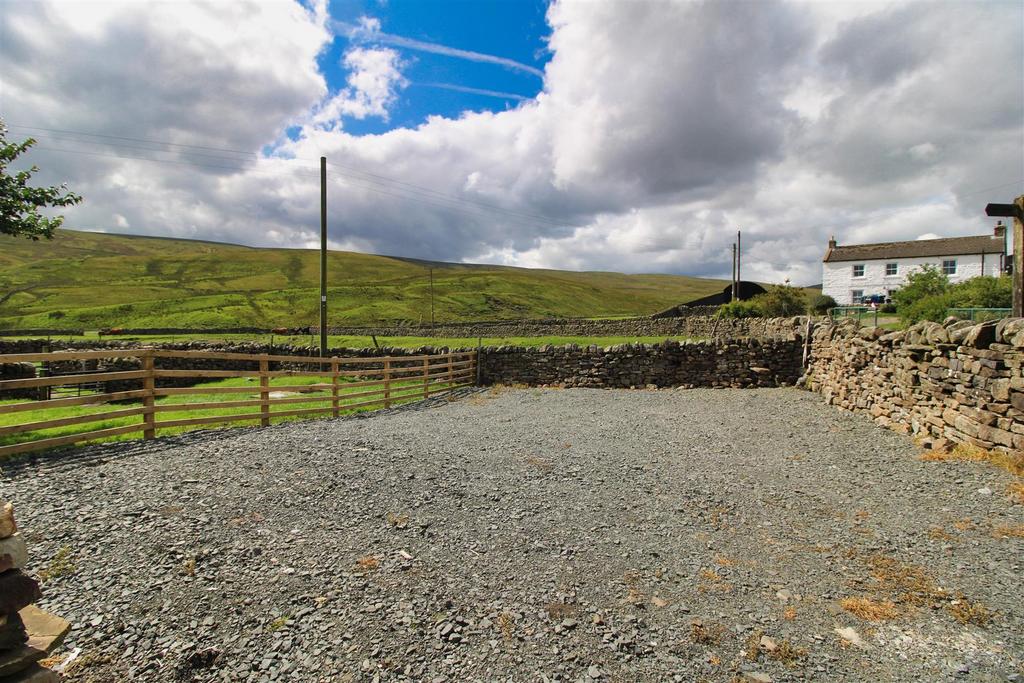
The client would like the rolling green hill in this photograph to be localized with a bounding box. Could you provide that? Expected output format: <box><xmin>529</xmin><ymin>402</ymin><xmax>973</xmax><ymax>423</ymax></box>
<box><xmin>0</xmin><ymin>230</ymin><xmax>729</xmax><ymax>329</ymax></box>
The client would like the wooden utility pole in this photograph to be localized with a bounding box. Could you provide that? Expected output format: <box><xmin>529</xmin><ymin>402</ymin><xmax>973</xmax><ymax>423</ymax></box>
<box><xmin>736</xmin><ymin>230</ymin><xmax>742</xmax><ymax>299</ymax></box>
<box><xmin>985</xmin><ymin>195</ymin><xmax>1024</xmax><ymax>317</ymax></box>
<box><xmin>319</xmin><ymin>156</ymin><xmax>328</xmax><ymax>357</ymax></box>
<box><xmin>731</xmin><ymin>243</ymin><xmax>737</xmax><ymax>302</ymax></box>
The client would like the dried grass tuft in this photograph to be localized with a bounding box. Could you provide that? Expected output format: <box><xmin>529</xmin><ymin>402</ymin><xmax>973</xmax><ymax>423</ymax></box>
<box><xmin>355</xmin><ymin>555</ymin><xmax>380</xmax><ymax>572</ymax></box>
<box><xmin>690</xmin><ymin>620</ymin><xmax>726</xmax><ymax>645</ymax></box>
<box><xmin>1008</xmin><ymin>482</ymin><xmax>1024</xmax><ymax>504</ymax></box>
<box><xmin>920</xmin><ymin>443</ymin><xmax>1024</xmax><ymax>478</ymax></box>
<box><xmin>839</xmin><ymin>597</ymin><xmax>900</xmax><ymax>621</ymax></box>
<box><xmin>767</xmin><ymin>640</ymin><xmax>807</xmax><ymax>665</ymax></box>
<box><xmin>990</xmin><ymin>523</ymin><xmax>1024</xmax><ymax>539</ymax></box>
<box><xmin>927</xmin><ymin>526</ymin><xmax>955</xmax><ymax>541</ymax></box>
<box><xmin>948</xmin><ymin>595</ymin><xmax>994</xmax><ymax>626</ymax></box>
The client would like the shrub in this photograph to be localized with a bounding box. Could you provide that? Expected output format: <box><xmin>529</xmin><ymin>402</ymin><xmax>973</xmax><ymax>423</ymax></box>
<box><xmin>900</xmin><ymin>292</ymin><xmax>957</xmax><ymax>325</ymax></box>
<box><xmin>716</xmin><ymin>300</ymin><xmax>761</xmax><ymax>318</ymax></box>
<box><xmin>810</xmin><ymin>294</ymin><xmax>837</xmax><ymax>315</ymax></box>
<box><xmin>892</xmin><ymin>264</ymin><xmax>949</xmax><ymax>315</ymax></box>
<box><xmin>894</xmin><ymin>271</ymin><xmax>1011</xmax><ymax>324</ymax></box>
<box><xmin>753</xmin><ymin>285</ymin><xmax>808</xmax><ymax>317</ymax></box>
<box><xmin>950</xmin><ymin>275</ymin><xmax>1011</xmax><ymax>308</ymax></box>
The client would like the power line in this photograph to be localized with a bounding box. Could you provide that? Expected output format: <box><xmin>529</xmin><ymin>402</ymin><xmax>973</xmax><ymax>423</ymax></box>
<box><xmin>28</xmin><ymin>144</ymin><xmax>564</xmax><ymax>231</ymax></box>
<box><xmin>9</xmin><ymin>122</ymin><xmax>570</xmax><ymax>228</ymax></box>
<box><xmin>8</xmin><ymin>124</ymin><xmax>265</xmax><ymax>159</ymax></box>
<box><xmin>30</xmin><ymin>145</ymin><xmax>321</xmax><ymax>179</ymax></box>
<box><xmin>25</xmin><ymin>132</ymin><xmax>322</xmax><ymax>173</ymax></box>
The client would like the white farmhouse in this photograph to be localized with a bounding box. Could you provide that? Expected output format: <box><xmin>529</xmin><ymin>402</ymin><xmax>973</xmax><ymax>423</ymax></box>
<box><xmin>822</xmin><ymin>225</ymin><xmax>1007</xmax><ymax>305</ymax></box>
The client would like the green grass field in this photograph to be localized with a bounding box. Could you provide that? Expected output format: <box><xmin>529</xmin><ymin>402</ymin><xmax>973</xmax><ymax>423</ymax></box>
<box><xmin>0</xmin><ymin>230</ymin><xmax>729</xmax><ymax>330</ymax></box>
<box><xmin>0</xmin><ymin>374</ymin><xmax>463</xmax><ymax>452</ymax></box>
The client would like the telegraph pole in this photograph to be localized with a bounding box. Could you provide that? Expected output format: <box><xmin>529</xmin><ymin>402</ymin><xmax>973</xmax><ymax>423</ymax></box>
<box><xmin>736</xmin><ymin>230</ymin><xmax>742</xmax><ymax>299</ymax></box>
<box><xmin>985</xmin><ymin>195</ymin><xmax>1024</xmax><ymax>317</ymax></box>
<box><xmin>319</xmin><ymin>156</ymin><xmax>327</xmax><ymax>357</ymax></box>
<box><xmin>731</xmin><ymin>243</ymin><xmax>737</xmax><ymax>302</ymax></box>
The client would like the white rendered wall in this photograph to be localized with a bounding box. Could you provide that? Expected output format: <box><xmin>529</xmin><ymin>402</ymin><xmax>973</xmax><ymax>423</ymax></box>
<box><xmin>822</xmin><ymin>253</ymin><xmax>1004</xmax><ymax>305</ymax></box>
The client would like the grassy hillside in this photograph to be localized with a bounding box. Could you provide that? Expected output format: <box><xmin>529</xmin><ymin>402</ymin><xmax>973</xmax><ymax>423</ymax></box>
<box><xmin>0</xmin><ymin>230</ymin><xmax>728</xmax><ymax>329</ymax></box>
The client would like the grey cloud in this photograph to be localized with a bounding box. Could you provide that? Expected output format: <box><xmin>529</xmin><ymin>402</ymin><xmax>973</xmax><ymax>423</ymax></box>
<box><xmin>819</xmin><ymin>5</ymin><xmax>933</xmax><ymax>87</ymax></box>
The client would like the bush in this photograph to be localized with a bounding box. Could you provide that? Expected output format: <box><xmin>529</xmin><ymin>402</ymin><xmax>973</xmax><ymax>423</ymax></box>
<box><xmin>949</xmin><ymin>275</ymin><xmax>1011</xmax><ymax>308</ymax></box>
<box><xmin>893</xmin><ymin>270</ymin><xmax>1012</xmax><ymax>324</ymax></box>
<box><xmin>716</xmin><ymin>300</ymin><xmax>761</xmax><ymax>318</ymax></box>
<box><xmin>810</xmin><ymin>294</ymin><xmax>837</xmax><ymax>315</ymax></box>
<box><xmin>753</xmin><ymin>285</ymin><xmax>808</xmax><ymax>317</ymax></box>
<box><xmin>892</xmin><ymin>264</ymin><xmax>948</xmax><ymax>316</ymax></box>
<box><xmin>900</xmin><ymin>292</ymin><xmax>957</xmax><ymax>325</ymax></box>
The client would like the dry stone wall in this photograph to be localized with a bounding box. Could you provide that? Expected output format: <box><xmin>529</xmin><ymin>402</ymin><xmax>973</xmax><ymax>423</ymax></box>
<box><xmin>318</xmin><ymin>315</ymin><xmax>807</xmax><ymax>340</ymax></box>
<box><xmin>480</xmin><ymin>339</ymin><xmax>804</xmax><ymax>388</ymax></box>
<box><xmin>0</xmin><ymin>315</ymin><xmax>808</xmax><ymax>346</ymax></box>
<box><xmin>805</xmin><ymin>317</ymin><xmax>1024</xmax><ymax>452</ymax></box>
<box><xmin>0</xmin><ymin>363</ymin><xmax>35</xmax><ymax>399</ymax></box>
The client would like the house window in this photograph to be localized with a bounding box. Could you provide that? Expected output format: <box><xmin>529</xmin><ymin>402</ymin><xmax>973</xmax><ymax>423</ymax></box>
<box><xmin>942</xmin><ymin>259</ymin><xmax>957</xmax><ymax>275</ymax></box>
<box><xmin>852</xmin><ymin>264</ymin><xmax>865</xmax><ymax>277</ymax></box>
<box><xmin>851</xmin><ymin>290</ymin><xmax>864</xmax><ymax>304</ymax></box>
<box><xmin>885</xmin><ymin>263</ymin><xmax>898</xmax><ymax>276</ymax></box>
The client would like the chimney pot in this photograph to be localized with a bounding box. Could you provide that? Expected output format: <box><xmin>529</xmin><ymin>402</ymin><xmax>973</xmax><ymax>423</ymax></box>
<box><xmin>994</xmin><ymin>220</ymin><xmax>1006</xmax><ymax>238</ymax></box>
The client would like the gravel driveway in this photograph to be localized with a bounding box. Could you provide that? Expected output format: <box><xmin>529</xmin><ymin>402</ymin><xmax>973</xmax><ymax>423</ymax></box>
<box><xmin>2</xmin><ymin>387</ymin><xmax>1022</xmax><ymax>682</ymax></box>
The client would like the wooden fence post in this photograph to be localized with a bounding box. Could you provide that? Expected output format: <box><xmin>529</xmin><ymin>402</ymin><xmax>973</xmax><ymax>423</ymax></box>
<box><xmin>142</xmin><ymin>352</ymin><xmax>155</xmax><ymax>440</ymax></box>
<box><xmin>446</xmin><ymin>352</ymin><xmax>454</xmax><ymax>390</ymax></box>
<box><xmin>475</xmin><ymin>347</ymin><xmax>482</xmax><ymax>386</ymax></box>
<box><xmin>259</xmin><ymin>356</ymin><xmax>270</xmax><ymax>427</ymax></box>
<box><xmin>331</xmin><ymin>357</ymin><xmax>339</xmax><ymax>418</ymax></box>
<box><xmin>384</xmin><ymin>358</ymin><xmax>391</xmax><ymax>408</ymax></box>
<box><xmin>422</xmin><ymin>357</ymin><xmax>430</xmax><ymax>398</ymax></box>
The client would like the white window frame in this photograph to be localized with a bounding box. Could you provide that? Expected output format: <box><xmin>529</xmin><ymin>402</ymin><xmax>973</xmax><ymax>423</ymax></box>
<box><xmin>942</xmin><ymin>259</ymin><xmax>957</xmax><ymax>276</ymax></box>
<box><xmin>885</xmin><ymin>262</ymin><xmax>898</xmax><ymax>276</ymax></box>
<box><xmin>852</xmin><ymin>264</ymin><xmax>865</xmax><ymax>278</ymax></box>
<box><xmin>851</xmin><ymin>289</ymin><xmax>864</xmax><ymax>304</ymax></box>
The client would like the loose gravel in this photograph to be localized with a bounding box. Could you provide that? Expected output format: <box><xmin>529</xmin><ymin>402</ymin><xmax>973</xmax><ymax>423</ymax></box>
<box><xmin>2</xmin><ymin>387</ymin><xmax>1023</xmax><ymax>682</ymax></box>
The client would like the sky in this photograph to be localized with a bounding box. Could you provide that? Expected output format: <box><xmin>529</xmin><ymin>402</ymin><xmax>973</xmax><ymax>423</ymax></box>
<box><xmin>0</xmin><ymin>0</ymin><xmax>1021</xmax><ymax>286</ymax></box>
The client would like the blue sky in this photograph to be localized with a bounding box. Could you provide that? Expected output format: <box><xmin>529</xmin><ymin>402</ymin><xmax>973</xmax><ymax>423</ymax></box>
<box><xmin>321</xmin><ymin>0</ymin><xmax>550</xmax><ymax>135</ymax></box>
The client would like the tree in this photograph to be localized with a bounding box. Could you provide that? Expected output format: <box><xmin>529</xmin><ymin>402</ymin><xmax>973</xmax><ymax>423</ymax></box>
<box><xmin>1</xmin><ymin>121</ymin><xmax>82</xmax><ymax>240</ymax></box>
<box><xmin>891</xmin><ymin>264</ymin><xmax>949</xmax><ymax>312</ymax></box>
<box><xmin>752</xmin><ymin>284</ymin><xmax>808</xmax><ymax>317</ymax></box>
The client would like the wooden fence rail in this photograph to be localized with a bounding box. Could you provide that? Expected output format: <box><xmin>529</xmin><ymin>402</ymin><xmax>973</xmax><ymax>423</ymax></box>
<box><xmin>0</xmin><ymin>349</ymin><xmax>477</xmax><ymax>457</ymax></box>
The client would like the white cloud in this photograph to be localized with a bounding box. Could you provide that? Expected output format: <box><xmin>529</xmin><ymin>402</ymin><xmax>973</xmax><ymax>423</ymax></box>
<box><xmin>309</xmin><ymin>46</ymin><xmax>407</xmax><ymax>128</ymax></box>
<box><xmin>1</xmin><ymin>0</ymin><xmax>1021</xmax><ymax>290</ymax></box>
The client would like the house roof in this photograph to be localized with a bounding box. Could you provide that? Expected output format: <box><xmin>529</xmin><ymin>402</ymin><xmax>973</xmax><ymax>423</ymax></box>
<box><xmin>823</xmin><ymin>234</ymin><xmax>1005</xmax><ymax>263</ymax></box>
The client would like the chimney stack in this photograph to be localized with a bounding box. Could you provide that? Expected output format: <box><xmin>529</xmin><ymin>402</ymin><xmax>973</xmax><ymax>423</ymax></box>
<box><xmin>994</xmin><ymin>220</ymin><xmax>1006</xmax><ymax>239</ymax></box>
<box><xmin>827</xmin><ymin>235</ymin><xmax>837</xmax><ymax>250</ymax></box>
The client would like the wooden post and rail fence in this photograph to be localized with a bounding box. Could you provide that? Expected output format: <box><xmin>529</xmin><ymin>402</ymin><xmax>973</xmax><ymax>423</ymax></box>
<box><xmin>0</xmin><ymin>348</ymin><xmax>477</xmax><ymax>458</ymax></box>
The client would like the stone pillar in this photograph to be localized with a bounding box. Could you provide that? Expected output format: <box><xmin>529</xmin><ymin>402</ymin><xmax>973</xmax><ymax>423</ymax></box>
<box><xmin>0</xmin><ymin>501</ymin><xmax>69</xmax><ymax>681</ymax></box>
